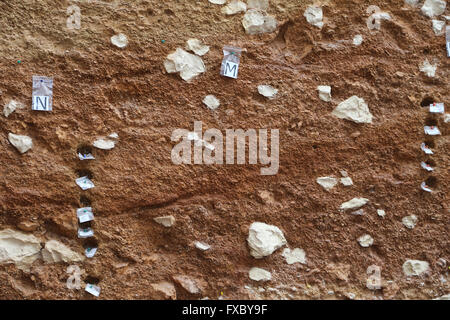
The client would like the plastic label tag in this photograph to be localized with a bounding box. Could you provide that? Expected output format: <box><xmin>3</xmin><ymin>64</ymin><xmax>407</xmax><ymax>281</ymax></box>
<box><xmin>429</xmin><ymin>103</ymin><xmax>444</xmax><ymax>113</ymax></box>
<box><xmin>420</xmin><ymin>162</ymin><xmax>433</xmax><ymax>172</ymax></box>
<box><xmin>32</xmin><ymin>76</ymin><xmax>53</xmax><ymax>111</ymax></box>
<box><xmin>77</xmin><ymin>207</ymin><xmax>94</xmax><ymax>223</ymax></box>
<box><xmin>420</xmin><ymin>182</ymin><xmax>432</xmax><ymax>193</ymax></box>
<box><xmin>78</xmin><ymin>228</ymin><xmax>94</xmax><ymax>238</ymax></box>
<box><xmin>85</xmin><ymin>284</ymin><xmax>101</xmax><ymax>297</ymax></box>
<box><xmin>420</xmin><ymin>143</ymin><xmax>433</xmax><ymax>154</ymax></box>
<box><xmin>85</xmin><ymin>247</ymin><xmax>98</xmax><ymax>258</ymax></box>
<box><xmin>76</xmin><ymin>176</ymin><xmax>95</xmax><ymax>190</ymax></box>
<box><xmin>78</xmin><ymin>153</ymin><xmax>95</xmax><ymax>160</ymax></box>
<box><xmin>424</xmin><ymin>126</ymin><xmax>441</xmax><ymax>135</ymax></box>
<box><xmin>220</xmin><ymin>46</ymin><xmax>242</xmax><ymax>79</ymax></box>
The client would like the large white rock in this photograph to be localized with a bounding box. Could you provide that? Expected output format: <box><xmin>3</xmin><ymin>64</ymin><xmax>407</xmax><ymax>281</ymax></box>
<box><xmin>222</xmin><ymin>1</ymin><xmax>247</xmax><ymax>15</ymax></box>
<box><xmin>8</xmin><ymin>133</ymin><xmax>33</xmax><ymax>154</ymax></box>
<box><xmin>0</xmin><ymin>229</ymin><xmax>42</xmax><ymax>271</ymax></box>
<box><xmin>247</xmin><ymin>0</ymin><xmax>269</xmax><ymax>10</ymax></box>
<box><xmin>304</xmin><ymin>6</ymin><xmax>324</xmax><ymax>29</ymax></box>
<box><xmin>402</xmin><ymin>215</ymin><xmax>418</xmax><ymax>229</ymax></box>
<box><xmin>258</xmin><ymin>85</ymin><xmax>278</xmax><ymax>99</ymax></box>
<box><xmin>340</xmin><ymin>197</ymin><xmax>369</xmax><ymax>210</ymax></box>
<box><xmin>316</xmin><ymin>176</ymin><xmax>338</xmax><ymax>191</ymax></box>
<box><xmin>332</xmin><ymin>96</ymin><xmax>373</xmax><ymax>124</ymax></box>
<box><xmin>93</xmin><ymin>138</ymin><xmax>115</xmax><ymax>150</ymax></box>
<box><xmin>317</xmin><ymin>85</ymin><xmax>331</xmax><ymax>102</ymax></box>
<box><xmin>154</xmin><ymin>215</ymin><xmax>175</xmax><ymax>227</ymax></box>
<box><xmin>42</xmin><ymin>240</ymin><xmax>84</xmax><ymax>263</ymax></box>
<box><xmin>432</xmin><ymin>20</ymin><xmax>445</xmax><ymax>35</ymax></box>
<box><xmin>420</xmin><ymin>59</ymin><xmax>437</xmax><ymax>77</ymax></box>
<box><xmin>247</xmin><ymin>222</ymin><xmax>287</xmax><ymax>259</ymax></box>
<box><xmin>421</xmin><ymin>0</ymin><xmax>446</xmax><ymax>18</ymax></box>
<box><xmin>249</xmin><ymin>267</ymin><xmax>272</xmax><ymax>281</ymax></box>
<box><xmin>186</xmin><ymin>39</ymin><xmax>210</xmax><ymax>56</ymax></box>
<box><xmin>358</xmin><ymin>234</ymin><xmax>374</xmax><ymax>247</ymax></box>
<box><xmin>242</xmin><ymin>9</ymin><xmax>277</xmax><ymax>35</ymax></box>
<box><xmin>164</xmin><ymin>48</ymin><xmax>206</xmax><ymax>82</ymax></box>
<box><xmin>282</xmin><ymin>248</ymin><xmax>306</xmax><ymax>264</ymax></box>
<box><xmin>111</xmin><ymin>33</ymin><xmax>128</xmax><ymax>48</ymax></box>
<box><xmin>4</xmin><ymin>100</ymin><xmax>24</xmax><ymax>117</ymax></box>
<box><xmin>203</xmin><ymin>95</ymin><xmax>220</xmax><ymax>110</ymax></box>
<box><xmin>403</xmin><ymin>260</ymin><xmax>430</xmax><ymax>276</ymax></box>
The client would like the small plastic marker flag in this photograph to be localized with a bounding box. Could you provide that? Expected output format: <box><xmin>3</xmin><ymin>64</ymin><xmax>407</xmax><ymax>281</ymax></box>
<box><xmin>85</xmin><ymin>284</ymin><xmax>101</xmax><ymax>297</ymax></box>
<box><xmin>429</xmin><ymin>103</ymin><xmax>444</xmax><ymax>113</ymax></box>
<box><xmin>76</xmin><ymin>176</ymin><xmax>95</xmax><ymax>190</ymax></box>
<box><xmin>77</xmin><ymin>207</ymin><xmax>94</xmax><ymax>223</ymax></box>
<box><xmin>78</xmin><ymin>228</ymin><xmax>94</xmax><ymax>238</ymax></box>
<box><xmin>420</xmin><ymin>143</ymin><xmax>433</xmax><ymax>155</ymax></box>
<box><xmin>424</xmin><ymin>126</ymin><xmax>441</xmax><ymax>136</ymax></box>
<box><xmin>420</xmin><ymin>182</ymin><xmax>432</xmax><ymax>193</ymax></box>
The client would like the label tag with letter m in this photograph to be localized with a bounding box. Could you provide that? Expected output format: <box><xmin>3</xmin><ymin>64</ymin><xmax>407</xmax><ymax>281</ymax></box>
<box><xmin>223</xmin><ymin>61</ymin><xmax>239</xmax><ymax>79</ymax></box>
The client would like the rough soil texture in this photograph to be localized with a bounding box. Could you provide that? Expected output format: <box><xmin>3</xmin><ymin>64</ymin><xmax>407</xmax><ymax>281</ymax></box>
<box><xmin>0</xmin><ymin>0</ymin><xmax>449</xmax><ymax>300</ymax></box>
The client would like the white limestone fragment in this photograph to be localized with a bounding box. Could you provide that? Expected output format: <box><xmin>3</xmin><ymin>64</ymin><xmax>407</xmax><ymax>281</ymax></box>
<box><xmin>377</xmin><ymin>209</ymin><xmax>386</xmax><ymax>217</ymax></box>
<box><xmin>42</xmin><ymin>240</ymin><xmax>84</xmax><ymax>263</ymax></box>
<box><xmin>421</xmin><ymin>0</ymin><xmax>446</xmax><ymax>18</ymax></box>
<box><xmin>317</xmin><ymin>85</ymin><xmax>331</xmax><ymax>102</ymax></box>
<box><xmin>247</xmin><ymin>222</ymin><xmax>287</xmax><ymax>259</ymax></box>
<box><xmin>358</xmin><ymin>234</ymin><xmax>374</xmax><ymax>247</ymax></box>
<box><xmin>434</xmin><ymin>294</ymin><xmax>450</xmax><ymax>300</ymax></box>
<box><xmin>403</xmin><ymin>260</ymin><xmax>430</xmax><ymax>276</ymax></box>
<box><xmin>8</xmin><ymin>133</ymin><xmax>33</xmax><ymax>154</ymax></box>
<box><xmin>242</xmin><ymin>9</ymin><xmax>277</xmax><ymax>35</ymax></box>
<box><xmin>154</xmin><ymin>215</ymin><xmax>176</xmax><ymax>227</ymax></box>
<box><xmin>93</xmin><ymin>138</ymin><xmax>115</xmax><ymax>150</ymax></box>
<box><xmin>247</xmin><ymin>0</ymin><xmax>269</xmax><ymax>10</ymax></box>
<box><xmin>111</xmin><ymin>33</ymin><xmax>128</xmax><ymax>48</ymax></box>
<box><xmin>258</xmin><ymin>85</ymin><xmax>278</xmax><ymax>99</ymax></box>
<box><xmin>340</xmin><ymin>177</ymin><xmax>353</xmax><ymax>186</ymax></box>
<box><xmin>402</xmin><ymin>215</ymin><xmax>418</xmax><ymax>229</ymax></box>
<box><xmin>109</xmin><ymin>132</ymin><xmax>119</xmax><ymax>139</ymax></box>
<box><xmin>304</xmin><ymin>6</ymin><xmax>323</xmax><ymax>29</ymax></box>
<box><xmin>164</xmin><ymin>48</ymin><xmax>206</xmax><ymax>82</ymax></box>
<box><xmin>432</xmin><ymin>20</ymin><xmax>445</xmax><ymax>35</ymax></box>
<box><xmin>4</xmin><ymin>100</ymin><xmax>24</xmax><ymax>117</ymax></box>
<box><xmin>0</xmin><ymin>229</ymin><xmax>42</xmax><ymax>271</ymax></box>
<box><xmin>209</xmin><ymin>0</ymin><xmax>226</xmax><ymax>4</ymax></box>
<box><xmin>405</xmin><ymin>0</ymin><xmax>420</xmax><ymax>7</ymax></box>
<box><xmin>222</xmin><ymin>1</ymin><xmax>247</xmax><ymax>15</ymax></box>
<box><xmin>351</xmin><ymin>209</ymin><xmax>365</xmax><ymax>216</ymax></box>
<box><xmin>444</xmin><ymin>114</ymin><xmax>450</xmax><ymax>123</ymax></box>
<box><xmin>316</xmin><ymin>177</ymin><xmax>338</xmax><ymax>191</ymax></box>
<box><xmin>194</xmin><ymin>241</ymin><xmax>211</xmax><ymax>251</ymax></box>
<box><xmin>353</xmin><ymin>34</ymin><xmax>363</xmax><ymax>46</ymax></box>
<box><xmin>249</xmin><ymin>267</ymin><xmax>272</xmax><ymax>282</ymax></box>
<box><xmin>340</xmin><ymin>197</ymin><xmax>369</xmax><ymax>210</ymax></box>
<box><xmin>332</xmin><ymin>96</ymin><xmax>373</xmax><ymax>124</ymax></box>
<box><xmin>186</xmin><ymin>39</ymin><xmax>210</xmax><ymax>56</ymax></box>
<box><xmin>420</xmin><ymin>59</ymin><xmax>437</xmax><ymax>78</ymax></box>
<box><xmin>282</xmin><ymin>248</ymin><xmax>306</xmax><ymax>265</ymax></box>
<box><xmin>203</xmin><ymin>95</ymin><xmax>220</xmax><ymax>110</ymax></box>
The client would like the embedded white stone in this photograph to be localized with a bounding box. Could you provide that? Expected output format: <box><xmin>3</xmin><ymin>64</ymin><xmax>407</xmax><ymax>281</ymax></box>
<box><xmin>434</xmin><ymin>294</ymin><xmax>450</xmax><ymax>300</ymax></box>
<box><xmin>405</xmin><ymin>0</ymin><xmax>420</xmax><ymax>7</ymax></box>
<box><xmin>247</xmin><ymin>222</ymin><xmax>287</xmax><ymax>259</ymax></box>
<box><xmin>209</xmin><ymin>0</ymin><xmax>226</xmax><ymax>4</ymax></box>
<box><xmin>421</xmin><ymin>0</ymin><xmax>446</xmax><ymax>18</ymax></box>
<box><xmin>332</xmin><ymin>96</ymin><xmax>373</xmax><ymax>124</ymax></box>
<box><xmin>317</xmin><ymin>85</ymin><xmax>331</xmax><ymax>102</ymax></box>
<box><xmin>194</xmin><ymin>241</ymin><xmax>211</xmax><ymax>251</ymax></box>
<box><xmin>444</xmin><ymin>114</ymin><xmax>450</xmax><ymax>123</ymax></box>
<box><xmin>420</xmin><ymin>59</ymin><xmax>437</xmax><ymax>77</ymax></box>
<box><xmin>4</xmin><ymin>100</ymin><xmax>24</xmax><ymax>117</ymax></box>
<box><xmin>341</xmin><ymin>177</ymin><xmax>353</xmax><ymax>186</ymax></box>
<box><xmin>42</xmin><ymin>240</ymin><xmax>84</xmax><ymax>263</ymax></box>
<box><xmin>186</xmin><ymin>39</ymin><xmax>210</xmax><ymax>56</ymax></box>
<box><xmin>304</xmin><ymin>6</ymin><xmax>324</xmax><ymax>29</ymax></box>
<box><xmin>109</xmin><ymin>132</ymin><xmax>119</xmax><ymax>139</ymax></box>
<box><xmin>154</xmin><ymin>215</ymin><xmax>175</xmax><ymax>227</ymax></box>
<box><xmin>0</xmin><ymin>229</ymin><xmax>42</xmax><ymax>271</ymax></box>
<box><xmin>164</xmin><ymin>48</ymin><xmax>206</xmax><ymax>82</ymax></box>
<box><xmin>8</xmin><ymin>133</ymin><xmax>33</xmax><ymax>154</ymax></box>
<box><xmin>353</xmin><ymin>34</ymin><xmax>363</xmax><ymax>46</ymax></box>
<box><xmin>316</xmin><ymin>177</ymin><xmax>338</xmax><ymax>191</ymax></box>
<box><xmin>377</xmin><ymin>209</ymin><xmax>386</xmax><ymax>217</ymax></box>
<box><xmin>402</xmin><ymin>215</ymin><xmax>418</xmax><ymax>229</ymax></box>
<box><xmin>358</xmin><ymin>234</ymin><xmax>374</xmax><ymax>247</ymax></box>
<box><xmin>432</xmin><ymin>20</ymin><xmax>445</xmax><ymax>35</ymax></box>
<box><xmin>282</xmin><ymin>248</ymin><xmax>306</xmax><ymax>265</ymax></box>
<box><xmin>93</xmin><ymin>138</ymin><xmax>115</xmax><ymax>150</ymax></box>
<box><xmin>247</xmin><ymin>0</ymin><xmax>269</xmax><ymax>10</ymax></box>
<box><xmin>203</xmin><ymin>95</ymin><xmax>220</xmax><ymax>110</ymax></box>
<box><xmin>222</xmin><ymin>1</ymin><xmax>247</xmax><ymax>15</ymax></box>
<box><xmin>403</xmin><ymin>260</ymin><xmax>430</xmax><ymax>276</ymax></box>
<box><xmin>340</xmin><ymin>198</ymin><xmax>369</xmax><ymax>210</ymax></box>
<box><xmin>111</xmin><ymin>33</ymin><xmax>128</xmax><ymax>48</ymax></box>
<box><xmin>249</xmin><ymin>267</ymin><xmax>272</xmax><ymax>281</ymax></box>
<box><xmin>258</xmin><ymin>85</ymin><xmax>278</xmax><ymax>99</ymax></box>
<box><xmin>242</xmin><ymin>9</ymin><xmax>277</xmax><ymax>35</ymax></box>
